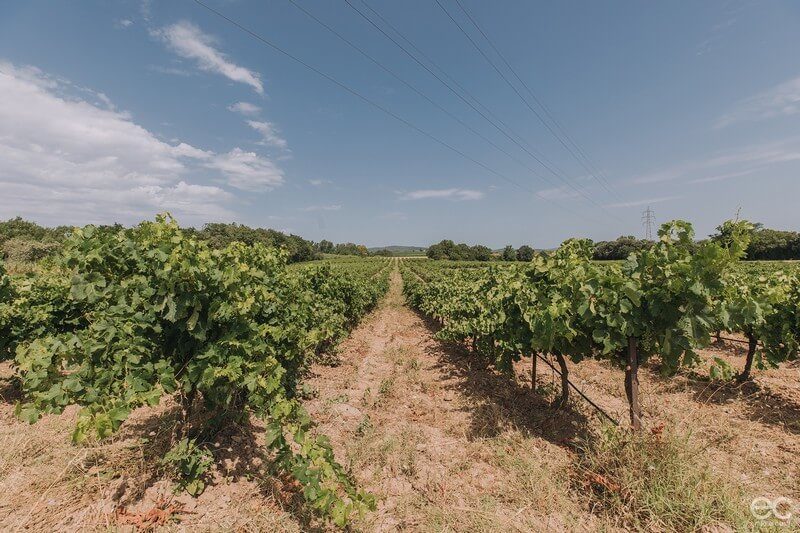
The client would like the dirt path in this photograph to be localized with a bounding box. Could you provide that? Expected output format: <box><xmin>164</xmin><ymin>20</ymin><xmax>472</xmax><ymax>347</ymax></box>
<box><xmin>304</xmin><ymin>263</ymin><xmax>604</xmax><ymax>532</ymax></box>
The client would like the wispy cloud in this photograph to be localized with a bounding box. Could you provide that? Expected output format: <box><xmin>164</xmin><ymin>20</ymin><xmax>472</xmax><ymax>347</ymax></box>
<box><xmin>400</xmin><ymin>188</ymin><xmax>484</xmax><ymax>201</ymax></box>
<box><xmin>300</xmin><ymin>204</ymin><xmax>342</xmax><ymax>212</ymax></box>
<box><xmin>697</xmin><ymin>15</ymin><xmax>738</xmax><ymax>56</ymax></box>
<box><xmin>687</xmin><ymin>169</ymin><xmax>757</xmax><ymax>184</ymax></box>
<box><xmin>696</xmin><ymin>1</ymin><xmax>748</xmax><ymax>56</ymax></box>
<box><xmin>632</xmin><ymin>137</ymin><xmax>800</xmax><ymax>185</ymax></box>
<box><xmin>228</xmin><ymin>101</ymin><xmax>261</xmax><ymax>116</ymax></box>
<box><xmin>140</xmin><ymin>0</ymin><xmax>152</xmax><ymax>21</ymax></box>
<box><xmin>153</xmin><ymin>21</ymin><xmax>264</xmax><ymax>94</ymax></box>
<box><xmin>115</xmin><ymin>19</ymin><xmax>134</xmax><ymax>29</ymax></box>
<box><xmin>147</xmin><ymin>64</ymin><xmax>194</xmax><ymax>77</ymax></box>
<box><xmin>206</xmin><ymin>148</ymin><xmax>284</xmax><ymax>192</ymax></box>
<box><xmin>536</xmin><ymin>185</ymin><xmax>581</xmax><ymax>200</ymax></box>
<box><xmin>309</xmin><ymin>179</ymin><xmax>332</xmax><ymax>186</ymax></box>
<box><xmin>716</xmin><ymin>75</ymin><xmax>800</xmax><ymax>128</ymax></box>
<box><xmin>247</xmin><ymin>120</ymin><xmax>288</xmax><ymax>150</ymax></box>
<box><xmin>606</xmin><ymin>196</ymin><xmax>681</xmax><ymax>209</ymax></box>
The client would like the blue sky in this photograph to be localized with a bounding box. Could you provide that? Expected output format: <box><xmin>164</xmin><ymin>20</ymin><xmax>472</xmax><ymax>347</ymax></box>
<box><xmin>1</xmin><ymin>0</ymin><xmax>798</xmax><ymax>248</ymax></box>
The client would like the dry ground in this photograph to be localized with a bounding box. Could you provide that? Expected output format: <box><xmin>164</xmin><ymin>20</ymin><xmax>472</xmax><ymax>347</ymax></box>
<box><xmin>304</xmin><ymin>268</ymin><xmax>605</xmax><ymax>532</ymax></box>
<box><xmin>0</xmin><ymin>264</ymin><xmax>798</xmax><ymax>531</ymax></box>
<box><xmin>558</xmin><ymin>343</ymin><xmax>800</xmax><ymax>505</ymax></box>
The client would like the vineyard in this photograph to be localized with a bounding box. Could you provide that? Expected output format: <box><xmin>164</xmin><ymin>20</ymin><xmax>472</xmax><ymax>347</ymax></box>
<box><xmin>0</xmin><ymin>216</ymin><xmax>799</xmax><ymax>530</ymax></box>
<box><xmin>0</xmin><ymin>216</ymin><xmax>389</xmax><ymax>527</ymax></box>
<box><xmin>402</xmin><ymin>220</ymin><xmax>800</xmax><ymax>428</ymax></box>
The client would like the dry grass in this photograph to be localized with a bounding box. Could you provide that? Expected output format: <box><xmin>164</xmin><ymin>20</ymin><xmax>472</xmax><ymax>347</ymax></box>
<box><xmin>575</xmin><ymin>424</ymin><xmax>756</xmax><ymax>532</ymax></box>
<box><xmin>0</xmin><ymin>362</ymin><xmax>305</xmax><ymax>531</ymax></box>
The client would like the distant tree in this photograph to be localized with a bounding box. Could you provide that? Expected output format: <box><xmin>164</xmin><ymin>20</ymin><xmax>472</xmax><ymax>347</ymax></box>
<box><xmin>333</xmin><ymin>243</ymin><xmax>369</xmax><ymax>256</ymax></box>
<box><xmin>317</xmin><ymin>239</ymin><xmax>334</xmax><ymax>254</ymax></box>
<box><xmin>471</xmin><ymin>245</ymin><xmax>493</xmax><ymax>261</ymax></box>
<box><xmin>501</xmin><ymin>245</ymin><xmax>516</xmax><ymax>261</ymax></box>
<box><xmin>747</xmin><ymin>228</ymin><xmax>800</xmax><ymax>260</ymax></box>
<box><xmin>452</xmin><ymin>243</ymin><xmax>471</xmax><ymax>260</ymax></box>
<box><xmin>371</xmin><ymin>249</ymin><xmax>393</xmax><ymax>257</ymax></box>
<box><xmin>516</xmin><ymin>245</ymin><xmax>535</xmax><ymax>262</ymax></box>
<box><xmin>428</xmin><ymin>239</ymin><xmax>498</xmax><ymax>261</ymax></box>
<box><xmin>196</xmin><ymin>222</ymin><xmax>318</xmax><ymax>262</ymax></box>
<box><xmin>709</xmin><ymin>222</ymin><xmax>800</xmax><ymax>260</ymax></box>
<box><xmin>426</xmin><ymin>240</ymin><xmax>454</xmax><ymax>260</ymax></box>
<box><xmin>592</xmin><ymin>236</ymin><xmax>650</xmax><ymax>260</ymax></box>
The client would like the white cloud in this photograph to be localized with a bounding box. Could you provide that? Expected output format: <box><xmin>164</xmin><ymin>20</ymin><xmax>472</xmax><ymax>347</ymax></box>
<box><xmin>606</xmin><ymin>196</ymin><xmax>681</xmax><ymax>209</ymax></box>
<box><xmin>400</xmin><ymin>188</ymin><xmax>484</xmax><ymax>201</ymax></box>
<box><xmin>207</xmin><ymin>148</ymin><xmax>284</xmax><ymax>191</ymax></box>
<box><xmin>140</xmin><ymin>0</ymin><xmax>152</xmax><ymax>21</ymax></box>
<box><xmin>0</xmin><ymin>60</ymin><xmax>284</xmax><ymax>225</ymax></box>
<box><xmin>247</xmin><ymin>120</ymin><xmax>288</xmax><ymax>150</ymax></box>
<box><xmin>633</xmin><ymin>137</ymin><xmax>800</xmax><ymax>185</ymax></box>
<box><xmin>153</xmin><ymin>21</ymin><xmax>264</xmax><ymax>95</ymax></box>
<box><xmin>0</xmin><ymin>61</ymin><xmax>206</xmax><ymax>189</ymax></box>
<box><xmin>115</xmin><ymin>19</ymin><xmax>134</xmax><ymax>29</ymax></box>
<box><xmin>716</xmin><ymin>75</ymin><xmax>800</xmax><ymax>128</ymax></box>
<box><xmin>228</xmin><ymin>101</ymin><xmax>261</xmax><ymax>116</ymax></box>
<box><xmin>0</xmin><ymin>180</ymin><xmax>234</xmax><ymax>226</ymax></box>
<box><xmin>148</xmin><ymin>65</ymin><xmax>194</xmax><ymax>77</ymax></box>
<box><xmin>309</xmin><ymin>179</ymin><xmax>332</xmax><ymax>186</ymax></box>
<box><xmin>299</xmin><ymin>205</ymin><xmax>342</xmax><ymax>212</ymax></box>
<box><xmin>687</xmin><ymin>169</ymin><xmax>757</xmax><ymax>185</ymax></box>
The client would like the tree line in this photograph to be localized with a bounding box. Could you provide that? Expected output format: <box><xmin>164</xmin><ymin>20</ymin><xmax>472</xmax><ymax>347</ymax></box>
<box><xmin>594</xmin><ymin>224</ymin><xmax>800</xmax><ymax>261</ymax></box>
<box><xmin>3</xmin><ymin>217</ymin><xmax>799</xmax><ymax>264</ymax></box>
<box><xmin>427</xmin><ymin>224</ymin><xmax>800</xmax><ymax>262</ymax></box>
<box><xmin>0</xmin><ymin>217</ymin><xmax>380</xmax><ymax>264</ymax></box>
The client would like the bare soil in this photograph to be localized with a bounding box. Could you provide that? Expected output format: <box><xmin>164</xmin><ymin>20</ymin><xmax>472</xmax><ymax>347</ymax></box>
<box><xmin>304</xmin><ymin>268</ymin><xmax>604</xmax><ymax>532</ymax></box>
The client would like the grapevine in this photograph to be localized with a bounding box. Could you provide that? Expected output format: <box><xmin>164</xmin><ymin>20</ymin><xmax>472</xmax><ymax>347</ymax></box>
<box><xmin>8</xmin><ymin>215</ymin><xmax>385</xmax><ymax>525</ymax></box>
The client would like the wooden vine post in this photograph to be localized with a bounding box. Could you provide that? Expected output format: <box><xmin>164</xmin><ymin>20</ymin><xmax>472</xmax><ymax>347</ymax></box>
<box><xmin>624</xmin><ymin>337</ymin><xmax>642</xmax><ymax>430</ymax></box>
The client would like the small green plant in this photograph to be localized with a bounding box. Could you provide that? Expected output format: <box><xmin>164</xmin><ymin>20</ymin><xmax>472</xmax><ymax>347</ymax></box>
<box><xmin>355</xmin><ymin>414</ymin><xmax>373</xmax><ymax>437</ymax></box>
<box><xmin>162</xmin><ymin>438</ymin><xmax>214</xmax><ymax>496</ymax></box>
<box><xmin>378</xmin><ymin>377</ymin><xmax>394</xmax><ymax>397</ymax></box>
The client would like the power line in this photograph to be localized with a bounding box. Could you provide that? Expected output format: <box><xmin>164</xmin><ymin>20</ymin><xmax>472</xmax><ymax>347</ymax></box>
<box><xmin>287</xmin><ymin>0</ymin><xmax>620</xmax><ymax>222</ymax></box>
<box><xmin>343</xmin><ymin>0</ymin><xmax>622</xmax><ymax>220</ymax></box>
<box><xmin>190</xmin><ymin>0</ymin><xmax>604</xmax><ymax>224</ymax></box>
<box><xmin>435</xmin><ymin>0</ymin><xmax>618</xmax><ymax>198</ymax></box>
<box><xmin>451</xmin><ymin>0</ymin><xmax>618</xmax><ymax>198</ymax></box>
<box><xmin>285</xmin><ymin>0</ymin><xmax>562</xmax><ymax>197</ymax></box>
<box><xmin>353</xmin><ymin>0</ymin><xmax>601</xmax><ymax>199</ymax></box>
<box><xmin>356</xmin><ymin>0</ymin><xmax>540</xmax><ymax>156</ymax></box>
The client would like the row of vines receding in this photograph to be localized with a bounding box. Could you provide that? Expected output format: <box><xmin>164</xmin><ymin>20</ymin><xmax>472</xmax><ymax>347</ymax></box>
<box><xmin>0</xmin><ymin>214</ymin><xmax>391</xmax><ymax>526</ymax></box>
<box><xmin>401</xmin><ymin>219</ymin><xmax>800</xmax><ymax>430</ymax></box>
